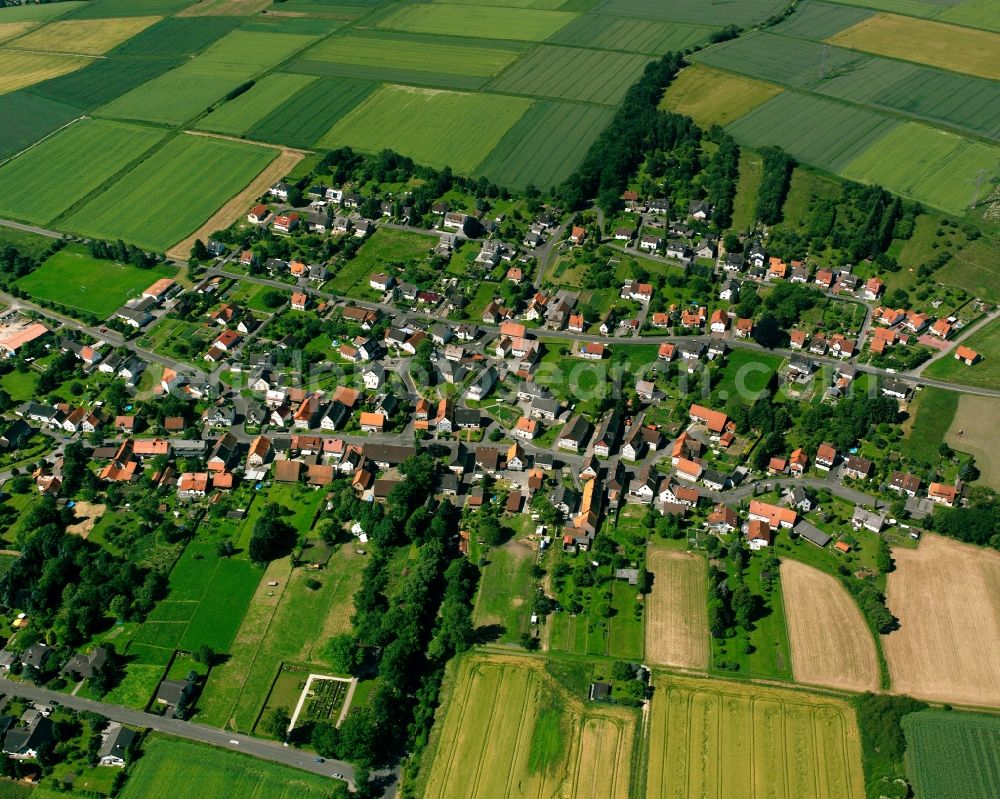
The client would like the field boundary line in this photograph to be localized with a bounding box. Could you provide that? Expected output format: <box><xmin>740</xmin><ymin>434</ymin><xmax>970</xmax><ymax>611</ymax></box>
<box><xmin>0</xmin><ymin>114</ymin><xmax>87</xmax><ymax>169</ymax></box>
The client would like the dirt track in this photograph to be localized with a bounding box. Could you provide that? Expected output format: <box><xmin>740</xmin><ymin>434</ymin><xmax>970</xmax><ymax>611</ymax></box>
<box><xmin>644</xmin><ymin>548</ymin><xmax>709</xmax><ymax>669</ymax></box>
<box><xmin>781</xmin><ymin>558</ymin><xmax>879</xmax><ymax>692</ymax></box>
<box><xmin>883</xmin><ymin>534</ymin><xmax>1000</xmax><ymax>707</ymax></box>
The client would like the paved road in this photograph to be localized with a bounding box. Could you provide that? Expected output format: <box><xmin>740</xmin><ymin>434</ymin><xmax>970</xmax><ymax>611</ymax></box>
<box><xmin>706</xmin><ymin>475</ymin><xmax>883</xmax><ymax>508</ymax></box>
<box><xmin>0</xmin><ymin>677</ymin><xmax>356</xmax><ymax>788</ymax></box>
<box><xmin>911</xmin><ymin>307</ymin><xmax>1000</xmax><ymax>376</ymax></box>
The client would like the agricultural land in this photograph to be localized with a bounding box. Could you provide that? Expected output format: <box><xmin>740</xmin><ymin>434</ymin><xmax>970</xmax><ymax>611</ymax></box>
<box><xmin>903</xmin><ymin>710</ymin><xmax>1000</xmax><ymax>799</ymax></box>
<box><xmin>644</xmin><ymin>547</ymin><xmax>709</xmax><ymax>669</ymax></box>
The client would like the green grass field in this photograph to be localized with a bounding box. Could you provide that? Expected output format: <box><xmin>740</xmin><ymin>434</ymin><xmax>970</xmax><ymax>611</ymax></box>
<box><xmin>108</xmin><ymin>15</ymin><xmax>243</xmax><ymax>56</ymax></box>
<box><xmin>599</xmin><ymin>0</ymin><xmax>787</xmax><ymax>25</ymax></box>
<box><xmin>937</xmin><ymin>237</ymin><xmax>1000</xmax><ymax>303</ymax></box>
<box><xmin>377</xmin><ymin>4</ymin><xmax>577</xmax><ymax>41</ymax></box>
<box><xmin>0</xmin><ymin>91</ymin><xmax>82</xmax><ymax>160</ymax></box>
<box><xmin>903</xmin><ymin>710</ymin><xmax>1000</xmax><ymax>799</ymax></box>
<box><xmin>901</xmin><ymin>386</ymin><xmax>959</xmax><ymax>463</ymax></box>
<box><xmin>247</xmin><ymin>75</ymin><xmax>377</xmax><ymax>149</ymax></box>
<box><xmin>713</xmin><ymin>349</ymin><xmax>783</xmax><ymax>402</ymax></box>
<box><xmin>28</xmin><ymin>56</ymin><xmax>184</xmax><ymax>112</ymax></box>
<box><xmin>319</xmin><ymin>84</ymin><xmax>531</xmax><ymax>174</ymax></box>
<box><xmin>327</xmin><ymin>227</ymin><xmax>436</xmax><ymax>293</ymax></box>
<box><xmin>842</xmin><ymin>122</ymin><xmax>1000</xmax><ymax>215</ymax></box>
<box><xmin>0</xmin><ymin>2</ymin><xmax>86</xmax><ymax>22</ymax></box>
<box><xmin>118</xmin><ymin>736</ymin><xmax>347</xmax><ymax>799</ymax></box>
<box><xmin>71</xmin><ymin>0</ymin><xmax>194</xmax><ymax>19</ymax></box>
<box><xmin>14</xmin><ymin>245</ymin><xmax>176</xmax><ymax>317</ymax></box>
<box><xmin>196</xmin><ymin>73</ymin><xmax>317</xmax><ymax>136</ymax></box>
<box><xmin>98</xmin><ymin>30</ymin><xmax>315</xmax><ymax>125</ymax></box>
<box><xmin>772</xmin><ymin>0</ymin><xmax>873</xmax><ymax>38</ymax></box>
<box><xmin>550</xmin><ymin>13</ymin><xmax>712</xmax><ymax>53</ymax></box>
<box><xmin>63</xmin><ymin>133</ymin><xmax>277</xmax><ymax>251</ymax></box>
<box><xmin>923</xmin><ymin>318</ymin><xmax>1000</xmax><ymax>389</ymax></box>
<box><xmin>0</xmin><ymin>118</ymin><xmax>165</xmax><ymax>225</ymax></box>
<box><xmin>474</xmin><ymin>100</ymin><xmax>613</xmax><ymax>190</ymax></box>
<box><xmin>731</xmin><ymin>150</ymin><xmax>763</xmax><ymax>230</ymax></box>
<box><xmin>473</xmin><ymin>540</ymin><xmax>536</xmax><ymax>644</ymax></box>
<box><xmin>659</xmin><ymin>63</ymin><xmax>782</xmax><ymax>128</ymax></box>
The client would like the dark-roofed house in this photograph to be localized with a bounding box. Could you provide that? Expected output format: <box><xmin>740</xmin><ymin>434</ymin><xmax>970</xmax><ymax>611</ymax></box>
<box><xmin>155</xmin><ymin>677</ymin><xmax>195</xmax><ymax>714</ymax></box>
<box><xmin>61</xmin><ymin>646</ymin><xmax>108</xmax><ymax>682</ymax></box>
<box><xmin>888</xmin><ymin>471</ymin><xmax>920</xmax><ymax>497</ymax></box>
<box><xmin>843</xmin><ymin>455</ymin><xmax>873</xmax><ymax>480</ymax></box>
<box><xmin>556</xmin><ymin>415</ymin><xmax>591</xmax><ymax>453</ymax></box>
<box><xmin>20</xmin><ymin>643</ymin><xmax>52</xmax><ymax>671</ymax></box>
<box><xmin>98</xmin><ymin>723</ymin><xmax>137</xmax><ymax>767</ymax></box>
<box><xmin>794</xmin><ymin>520</ymin><xmax>831</xmax><ymax>548</ymax></box>
<box><xmin>274</xmin><ymin>460</ymin><xmax>303</xmax><ymax>483</ymax></box>
<box><xmin>3</xmin><ymin>712</ymin><xmax>53</xmax><ymax>759</ymax></box>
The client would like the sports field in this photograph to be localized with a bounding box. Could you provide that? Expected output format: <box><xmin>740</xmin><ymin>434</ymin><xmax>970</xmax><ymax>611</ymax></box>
<box><xmin>646</xmin><ymin>673</ymin><xmax>866</xmax><ymax>799</ymax></box>
<box><xmin>487</xmin><ymin>45</ymin><xmax>650</xmax><ymax>105</ymax></box>
<box><xmin>903</xmin><ymin>710</ymin><xmax>1000</xmax><ymax>799</ymax></box>
<box><xmin>727</xmin><ymin>91</ymin><xmax>900</xmax><ymax>173</ymax></box>
<box><xmin>883</xmin><ymin>534</ymin><xmax>1000</xmax><ymax>707</ymax></box>
<box><xmin>196</xmin><ymin>73</ymin><xmax>317</xmax><ymax>136</ymax></box>
<box><xmin>842</xmin><ymin>122</ymin><xmax>1000</xmax><ymax>215</ymax></box>
<box><xmin>63</xmin><ymin>133</ymin><xmax>278</xmax><ymax>251</ymax></box>
<box><xmin>474</xmin><ymin>100</ymin><xmax>612</xmax><ymax>190</ymax></box>
<box><xmin>377</xmin><ymin>4</ymin><xmax>577</xmax><ymax>41</ymax></box>
<box><xmin>644</xmin><ymin>548</ymin><xmax>708</xmax><ymax>669</ymax></box>
<box><xmin>829</xmin><ymin>13</ymin><xmax>1000</xmax><ymax>81</ymax></box>
<box><xmin>660</xmin><ymin>64</ymin><xmax>782</xmax><ymax>128</ymax></box>
<box><xmin>422</xmin><ymin>654</ymin><xmax>636</xmax><ymax>799</ymax></box>
<box><xmin>98</xmin><ymin>30</ymin><xmax>315</xmax><ymax>125</ymax></box>
<box><xmin>117</xmin><ymin>736</ymin><xmax>343</xmax><ymax>799</ymax></box>
<box><xmin>0</xmin><ymin>118</ymin><xmax>165</xmax><ymax>225</ymax></box>
<box><xmin>780</xmin><ymin>559</ymin><xmax>879</xmax><ymax>692</ymax></box>
<box><xmin>0</xmin><ymin>50</ymin><xmax>91</xmax><ymax>95</ymax></box>
<box><xmin>8</xmin><ymin>15</ymin><xmax>160</xmax><ymax>55</ymax></box>
<box><xmin>319</xmin><ymin>85</ymin><xmax>532</xmax><ymax>174</ymax></box>
<box><xmin>14</xmin><ymin>246</ymin><xmax>177</xmax><ymax>318</ymax></box>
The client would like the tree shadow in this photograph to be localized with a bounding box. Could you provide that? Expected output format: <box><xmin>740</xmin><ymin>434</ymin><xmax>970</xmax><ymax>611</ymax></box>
<box><xmin>474</xmin><ymin>624</ymin><xmax>506</xmax><ymax>644</ymax></box>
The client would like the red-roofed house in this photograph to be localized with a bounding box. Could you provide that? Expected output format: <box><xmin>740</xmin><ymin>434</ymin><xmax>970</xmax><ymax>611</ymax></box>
<box><xmin>747</xmin><ymin>519</ymin><xmax>773</xmax><ymax>549</ymax></box>
<box><xmin>748</xmin><ymin>500</ymin><xmax>796</xmax><ymax>530</ymax></box>
<box><xmin>689</xmin><ymin>404</ymin><xmax>728</xmax><ymax>434</ymax></box>
<box><xmin>954</xmin><ymin>345</ymin><xmax>980</xmax><ymax>365</ymax></box>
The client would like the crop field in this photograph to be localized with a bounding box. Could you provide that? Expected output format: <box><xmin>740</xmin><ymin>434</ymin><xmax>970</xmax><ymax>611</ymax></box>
<box><xmin>819</xmin><ymin>58</ymin><xmax>1000</xmax><ymax>141</ymax></box>
<box><xmin>422</xmin><ymin>654</ymin><xmax>636</xmax><ymax>799</ymax></box>
<box><xmin>938</xmin><ymin>0</ymin><xmax>1000</xmax><ymax>31</ymax></box>
<box><xmin>828</xmin><ymin>13</ymin><xmax>1000</xmax><ymax>81</ymax></box>
<box><xmin>660</xmin><ymin>64</ymin><xmax>782</xmax><ymax>128</ymax></box>
<box><xmin>903</xmin><ymin>710</ymin><xmax>1000</xmax><ymax>799</ymax></box>
<box><xmin>319</xmin><ymin>84</ymin><xmax>532</xmax><ymax>174</ymax></box>
<box><xmin>14</xmin><ymin>245</ymin><xmax>176</xmax><ymax>318</ymax></box>
<box><xmin>0</xmin><ymin>21</ymin><xmax>36</xmax><ymax>43</ymax></box>
<box><xmin>178</xmin><ymin>0</ymin><xmax>272</xmax><ymax>15</ymax></box>
<box><xmin>0</xmin><ymin>118</ymin><xmax>165</xmax><ymax>225</ymax></box>
<box><xmin>198</xmin><ymin>543</ymin><xmax>365</xmax><ymax>730</ymax></box>
<box><xmin>488</xmin><ymin>45</ymin><xmax>650</xmax><ymax>105</ymax></box>
<box><xmin>0</xmin><ymin>2</ymin><xmax>86</xmax><ymax>22</ymax></box>
<box><xmin>550</xmin><ymin>13</ymin><xmax>713</xmax><ymax>53</ymax></box>
<box><xmin>118</xmin><ymin>736</ymin><xmax>341</xmax><ymax>799</ymax></box>
<box><xmin>97</xmin><ymin>30</ymin><xmax>315</xmax><ymax>125</ymax></box>
<box><xmin>727</xmin><ymin>91</ymin><xmax>901</xmax><ymax>173</ymax></box>
<box><xmin>646</xmin><ymin>674</ymin><xmax>866</xmax><ymax>799</ymax></box>
<box><xmin>771</xmin><ymin>0</ymin><xmax>874</xmax><ymax>39</ymax></box>
<box><xmin>644</xmin><ymin>548</ymin><xmax>709</xmax><ymax>669</ymax></box>
<box><xmin>377</xmin><ymin>4</ymin><xmax>577</xmax><ymax>41</ymax></box>
<box><xmin>0</xmin><ymin>92</ymin><xmax>81</xmax><ymax>160</ymax></box>
<box><xmin>598</xmin><ymin>0</ymin><xmax>788</xmax><ymax>25</ymax></box>
<box><xmin>28</xmin><ymin>56</ymin><xmax>184</xmax><ymax>111</ymax></box>
<box><xmin>63</xmin><ymin>133</ymin><xmax>278</xmax><ymax>251</ymax></box>
<box><xmin>0</xmin><ymin>50</ymin><xmax>92</xmax><ymax>96</ymax></box>
<box><xmin>8</xmin><ymin>16</ymin><xmax>160</xmax><ymax>55</ymax></box>
<box><xmin>780</xmin><ymin>559</ymin><xmax>879</xmax><ymax>692</ymax></box>
<box><xmin>196</xmin><ymin>73</ymin><xmax>317</xmax><ymax>136</ymax></box>
<box><xmin>304</xmin><ymin>31</ymin><xmax>523</xmax><ymax>81</ymax></box>
<box><xmin>946</xmin><ymin>396</ymin><xmax>1000</xmax><ymax>490</ymax></box>
<box><xmin>883</xmin><ymin>534</ymin><xmax>1000</xmax><ymax>707</ymax></box>
<box><xmin>474</xmin><ymin>100</ymin><xmax>612</xmax><ymax>190</ymax></box>
<box><xmin>108</xmin><ymin>15</ymin><xmax>243</xmax><ymax>57</ymax></box>
<box><xmin>842</xmin><ymin>122</ymin><xmax>1000</xmax><ymax>215</ymax></box>
<box><xmin>246</xmin><ymin>76</ymin><xmax>377</xmax><ymax>149</ymax></box>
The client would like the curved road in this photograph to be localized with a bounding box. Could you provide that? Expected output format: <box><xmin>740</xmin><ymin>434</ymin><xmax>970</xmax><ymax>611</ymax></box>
<box><xmin>0</xmin><ymin>677</ymin><xmax>356</xmax><ymax>789</ymax></box>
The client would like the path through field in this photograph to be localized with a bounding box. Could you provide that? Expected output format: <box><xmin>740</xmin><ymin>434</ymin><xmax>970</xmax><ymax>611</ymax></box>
<box><xmin>883</xmin><ymin>534</ymin><xmax>1000</xmax><ymax>707</ymax></box>
<box><xmin>780</xmin><ymin>559</ymin><xmax>879</xmax><ymax>692</ymax></box>
<box><xmin>644</xmin><ymin>547</ymin><xmax>709</xmax><ymax>669</ymax></box>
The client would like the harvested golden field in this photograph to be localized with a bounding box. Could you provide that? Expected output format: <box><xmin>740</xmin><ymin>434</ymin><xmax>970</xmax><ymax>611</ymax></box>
<box><xmin>781</xmin><ymin>559</ymin><xmax>879</xmax><ymax>692</ymax></box>
<box><xmin>0</xmin><ymin>50</ymin><xmax>90</xmax><ymax>95</ymax></box>
<box><xmin>422</xmin><ymin>654</ymin><xmax>636</xmax><ymax>799</ymax></box>
<box><xmin>645</xmin><ymin>547</ymin><xmax>709</xmax><ymax>669</ymax></box>
<box><xmin>659</xmin><ymin>63</ymin><xmax>782</xmax><ymax>127</ymax></box>
<box><xmin>829</xmin><ymin>13</ymin><xmax>1000</xmax><ymax>81</ymax></box>
<box><xmin>883</xmin><ymin>534</ymin><xmax>1000</xmax><ymax>707</ymax></box>
<box><xmin>647</xmin><ymin>673</ymin><xmax>866</xmax><ymax>799</ymax></box>
<box><xmin>0</xmin><ymin>21</ymin><xmax>36</xmax><ymax>43</ymax></box>
<box><xmin>8</xmin><ymin>16</ymin><xmax>160</xmax><ymax>56</ymax></box>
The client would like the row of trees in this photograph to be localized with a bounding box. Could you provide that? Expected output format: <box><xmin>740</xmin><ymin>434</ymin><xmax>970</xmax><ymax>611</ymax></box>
<box><xmin>86</xmin><ymin>238</ymin><xmax>158</xmax><ymax>268</ymax></box>
<box><xmin>754</xmin><ymin>146</ymin><xmax>794</xmax><ymax>225</ymax></box>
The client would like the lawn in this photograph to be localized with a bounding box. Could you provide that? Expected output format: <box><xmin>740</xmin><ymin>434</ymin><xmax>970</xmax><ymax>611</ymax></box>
<box><xmin>377</xmin><ymin>4</ymin><xmax>577</xmax><ymax>41</ymax></box>
<box><xmin>842</xmin><ymin>122</ymin><xmax>1000</xmax><ymax>216</ymax></box>
<box><xmin>937</xmin><ymin>237</ymin><xmax>1000</xmax><ymax>303</ymax></box>
<box><xmin>117</xmin><ymin>736</ymin><xmax>347</xmax><ymax>799</ymax></box>
<box><xmin>15</xmin><ymin>245</ymin><xmax>176</xmax><ymax>318</ymax></box>
<box><xmin>923</xmin><ymin>317</ymin><xmax>1000</xmax><ymax>388</ymax></box>
<box><xmin>475</xmin><ymin>100</ymin><xmax>613</xmax><ymax>191</ymax></box>
<box><xmin>487</xmin><ymin>45</ymin><xmax>651</xmax><ymax>106</ymax></box>
<box><xmin>326</xmin><ymin>227</ymin><xmax>437</xmax><ymax>294</ymax></box>
<box><xmin>903</xmin><ymin>709</ymin><xmax>1000</xmax><ymax>799</ymax></box>
<box><xmin>196</xmin><ymin>73</ymin><xmax>316</xmax><ymax>136</ymax></box>
<box><xmin>712</xmin><ymin>349</ymin><xmax>783</xmax><ymax>403</ymax></box>
<box><xmin>0</xmin><ymin>118</ymin><xmax>165</xmax><ymax>225</ymax></box>
<box><xmin>8</xmin><ymin>15</ymin><xmax>160</xmax><ymax>55</ymax></box>
<box><xmin>318</xmin><ymin>84</ymin><xmax>532</xmax><ymax>174</ymax></box>
<box><xmin>472</xmin><ymin>539</ymin><xmax>536</xmax><ymax>644</ymax></box>
<box><xmin>0</xmin><ymin>370</ymin><xmax>39</xmax><ymax>402</ymax></box>
<box><xmin>659</xmin><ymin>64</ymin><xmax>782</xmax><ymax>128</ymax></box>
<box><xmin>63</xmin><ymin>133</ymin><xmax>278</xmax><ymax>251</ymax></box>
<box><xmin>646</xmin><ymin>673</ymin><xmax>865</xmax><ymax>799</ymax></box>
<box><xmin>0</xmin><ymin>49</ymin><xmax>91</xmax><ymax>95</ymax></box>
<box><xmin>98</xmin><ymin>30</ymin><xmax>315</xmax><ymax>126</ymax></box>
<box><xmin>828</xmin><ymin>13</ymin><xmax>1000</xmax><ymax>81</ymax></box>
